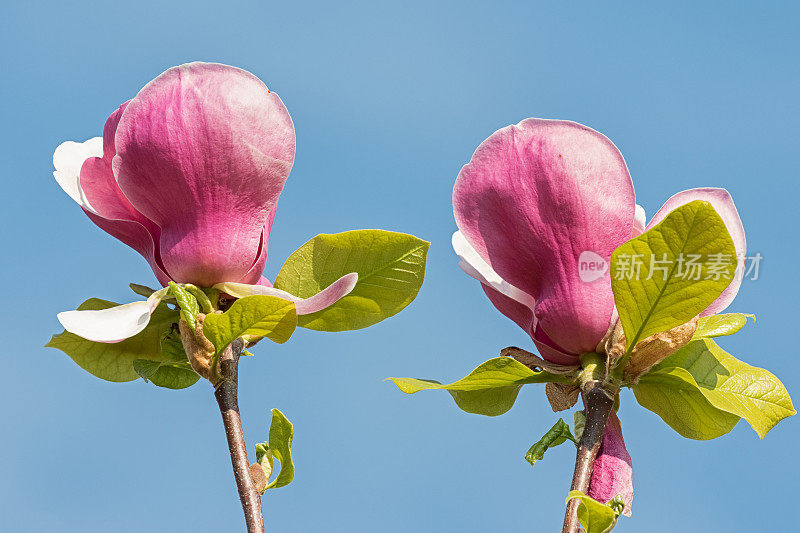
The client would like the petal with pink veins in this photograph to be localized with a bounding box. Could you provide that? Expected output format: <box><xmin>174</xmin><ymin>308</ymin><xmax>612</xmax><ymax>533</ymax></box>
<box><xmin>588</xmin><ymin>411</ymin><xmax>634</xmax><ymax>516</ymax></box>
<box><xmin>453</xmin><ymin>119</ymin><xmax>635</xmax><ymax>355</ymax></box>
<box><xmin>214</xmin><ymin>273</ymin><xmax>359</xmax><ymax>315</ymax></box>
<box><xmin>113</xmin><ymin>62</ymin><xmax>296</xmax><ymax>287</ymax></box>
<box><xmin>57</xmin><ymin>288</ymin><xmax>169</xmax><ymax>343</ymax></box>
<box><xmin>646</xmin><ymin>188</ymin><xmax>745</xmax><ymax>315</ymax></box>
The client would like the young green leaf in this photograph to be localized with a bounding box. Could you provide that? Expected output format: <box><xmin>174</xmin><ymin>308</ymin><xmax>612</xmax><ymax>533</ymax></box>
<box><xmin>168</xmin><ymin>282</ymin><xmax>200</xmax><ymax>335</ymax></box>
<box><xmin>132</xmin><ymin>359</ymin><xmax>160</xmax><ymax>380</ymax></box>
<box><xmin>183</xmin><ymin>284</ymin><xmax>215</xmax><ymax>314</ymax></box>
<box><xmin>574</xmin><ymin>411</ymin><xmax>586</xmax><ymax>441</ymax></box>
<box><xmin>565</xmin><ymin>491</ymin><xmax>619</xmax><ymax>533</ymax></box>
<box><xmin>525</xmin><ymin>418</ymin><xmax>577</xmax><ymax>467</ymax></box>
<box><xmin>253</xmin><ymin>408</ymin><xmax>295</xmax><ymax>492</ymax></box>
<box><xmin>274</xmin><ymin>230</ymin><xmax>429</xmax><ymax>331</ymax></box>
<box><xmin>633</xmin><ymin>366</ymin><xmax>740</xmax><ymax>440</ymax></box>
<box><xmin>389</xmin><ymin>357</ymin><xmax>570</xmax><ymax>416</ymax></box>
<box><xmin>655</xmin><ymin>338</ymin><xmax>795</xmax><ymax>438</ymax></box>
<box><xmin>607</xmin><ymin>495</ymin><xmax>626</xmax><ymax>517</ymax></box>
<box><xmin>132</xmin><ymin>359</ymin><xmax>200</xmax><ymax>389</ymax></box>
<box><xmin>160</xmin><ymin>334</ymin><xmax>189</xmax><ymax>362</ymax></box>
<box><xmin>692</xmin><ymin>313</ymin><xmax>754</xmax><ymax>339</ymax></box>
<box><xmin>130</xmin><ymin>283</ymin><xmax>157</xmax><ymax>298</ymax></box>
<box><xmin>46</xmin><ymin>299</ymin><xmax>180</xmax><ymax>382</ymax></box>
<box><xmin>611</xmin><ymin>200</ymin><xmax>736</xmax><ymax>354</ymax></box>
<box><xmin>202</xmin><ymin>295</ymin><xmax>297</xmax><ymax>354</ymax></box>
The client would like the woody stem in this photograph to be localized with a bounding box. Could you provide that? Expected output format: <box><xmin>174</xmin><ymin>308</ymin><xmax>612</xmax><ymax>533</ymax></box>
<box><xmin>214</xmin><ymin>339</ymin><xmax>265</xmax><ymax>533</ymax></box>
<box><xmin>562</xmin><ymin>356</ymin><xmax>615</xmax><ymax>533</ymax></box>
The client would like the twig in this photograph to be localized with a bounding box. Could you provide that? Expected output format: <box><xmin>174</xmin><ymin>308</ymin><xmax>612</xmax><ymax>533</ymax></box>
<box><xmin>214</xmin><ymin>339</ymin><xmax>265</xmax><ymax>533</ymax></box>
<box><xmin>561</xmin><ymin>380</ymin><xmax>615</xmax><ymax>533</ymax></box>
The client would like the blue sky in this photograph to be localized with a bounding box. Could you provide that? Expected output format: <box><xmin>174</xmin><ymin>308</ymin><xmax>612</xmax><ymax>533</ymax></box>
<box><xmin>1</xmin><ymin>1</ymin><xmax>797</xmax><ymax>531</ymax></box>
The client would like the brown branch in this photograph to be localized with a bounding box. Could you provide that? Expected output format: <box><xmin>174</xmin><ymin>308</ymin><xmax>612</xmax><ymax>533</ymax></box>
<box><xmin>214</xmin><ymin>339</ymin><xmax>265</xmax><ymax>533</ymax></box>
<box><xmin>562</xmin><ymin>380</ymin><xmax>615</xmax><ymax>533</ymax></box>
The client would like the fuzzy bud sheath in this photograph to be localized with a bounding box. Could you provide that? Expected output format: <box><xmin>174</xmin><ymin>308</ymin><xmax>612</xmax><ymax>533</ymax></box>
<box><xmin>179</xmin><ymin>313</ymin><xmax>217</xmax><ymax>382</ymax></box>
<box><xmin>588</xmin><ymin>410</ymin><xmax>633</xmax><ymax>516</ymax></box>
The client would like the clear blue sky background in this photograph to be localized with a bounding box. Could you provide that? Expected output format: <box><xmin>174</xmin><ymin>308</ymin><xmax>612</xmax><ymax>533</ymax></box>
<box><xmin>1</xmin><ymin>1</ymin><xmax>797</xmax><ymax>531</ymax></box>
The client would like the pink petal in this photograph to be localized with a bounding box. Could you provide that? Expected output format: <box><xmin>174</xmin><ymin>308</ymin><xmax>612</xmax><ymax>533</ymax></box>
<box><xmin>453</xmin><ymin>119</ymin><xmax>635</xmax><ymax>355</ymax></box>
<box><xmin>588</xmin><ymin>411</ymin><xmax>634</xmax><ymax>516</ymax></box>
<box><xmin>452</xmin><ymin>231</ymin><xmax>537</xmax><ymax>310</ymax></box>
<box><xmin>237</xmin><ymin>204</ymin><xmax>279</xmax><ymax>285</ymax></box>
<box><xmin>480</xmin><ymin>285</ymin><xmax>535</xmax><ymax>337</ymax></box>
<box><xmin>114</xmin><ymin>62</ymin><xmax>296</xmax><ymax>287</ymax></box>
<box><xmin>213</xmin><ymin>273</ymin><xmax>359</xmax><ymax>315</ymax></box>
<box><xmin>78</xmin><ymin>103</ymin><xmax>172</xmax><ymax>285</ymax></box>
<box><xmin>646</xmin><ymin>188</ymin><xmax>746</xmax><ymax>315</ymax></box>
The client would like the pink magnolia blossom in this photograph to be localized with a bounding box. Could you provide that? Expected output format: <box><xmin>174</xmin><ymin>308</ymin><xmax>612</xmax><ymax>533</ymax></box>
<box><xmin>452</xmin><ymin>118</ymin><xmax>746</xmax><ymax>514</ymax></box>
<box><xmin>54</xmin><ymin>63</ymin><xmax>357</xmax><ymax>342</ymax></box>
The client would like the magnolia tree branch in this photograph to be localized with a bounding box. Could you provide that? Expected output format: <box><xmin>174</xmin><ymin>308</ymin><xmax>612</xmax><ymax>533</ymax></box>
<box><xmin>214</xmin><ymin>339</ymin><xmax>265</xmax><ymax>533</ymax></box>
<box><xmin>562</xmin><ymin>375</ymin><xmax>615</xmax><ymax>533</ymax></box>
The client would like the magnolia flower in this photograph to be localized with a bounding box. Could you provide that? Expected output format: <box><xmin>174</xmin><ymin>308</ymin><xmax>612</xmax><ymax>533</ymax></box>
<box><xmin>452</xmin><ymin>119</ymin><xmax>746</xmax><ymax>513</ymax></box>
<box><xmin>54</xmin><ymin>62</ymin><xmax>356</xmax><ymax>343</ymax></box>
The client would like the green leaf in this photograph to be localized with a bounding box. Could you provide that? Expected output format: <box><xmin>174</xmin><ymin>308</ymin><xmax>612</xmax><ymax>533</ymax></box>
<box><xmin>130</xmin><ymin>283</ymin><xmax>157</xmax><ymax>298</ymax></box>
<box><xmin>132</xmin><ymin>359</ymin><xmax>160</xmax><ymax>380</ymax></box>
<box><xmin>389</xmin><ymin>357</ymin><xmax>569</xmax><ymax>416</ymax></box>
<box><xmin>574</xmin><ymin>411</ymin><xmax>586</xmax><ymax>441</ymax></box>
<box><xmin>566</xmin><ymin>491</ymin><xmax>619</xmax><ymax>533</ymax></box>
<box><xmin>607</xmin><ymin>495</ymin><xmax>626</xmax><ymax>517</ymax></box>
<box><xmin>692</xmin><ymin>313</ymin><xmax>754</xmax><ymax>339</ymax></box>
<box><xmin>202</xmin><ymin>295</ymin><xmax>297</xmax><ymax>354</ymax></box>
<box><xmin>184</xmin><ymin>284</ymin><xmax>215</xmax><ymax>314</ymax></box>
<box><xmin>169</xmin><ymin>282</ymin><xmax>200</xmax><ymax>335</ymax></box>
<box><xmin>273</xmin><ymin>230</ymin><xmax>429</xmax><ymax>331</ymax></box>
<box><xmin>46</xmin><ymin>299</ymin><xmax>180</xmax><ymax>382</ymax></box>
<box><xmin>655</xmin><ymin>339</ymin><xmax>795</xmax><ymax>438</ymax></box>
<box><xmin>160</xmin><ymin>334</ymin><xmax>188</xmax><ymax>362</ymax></box>
<box><xmin>525</xmin><ymin>419</ymin><xmax>576</xmax><ymax>467</ymax></box>
<box><xmin>633</xmin><ymin>366</ymin><xmax>740</xmax><ymax>440</ymax></box>
<box><xmin>611</xmin><ymin>200</ymin><xmax>737</xmax><ymax>353</ymax></box>
<box><xmin>254</xmin><ymin>408</ymin><xmax>295</xmax><ymax>492</ymax></box>
<box><xmin>132</xmin><ymin>359</ymin><xmax>200</xmax><ymax>389</ymax></box>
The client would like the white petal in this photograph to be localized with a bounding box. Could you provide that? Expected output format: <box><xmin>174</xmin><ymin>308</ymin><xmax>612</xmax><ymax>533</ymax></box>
<box><xmin>452</xmin><ymin>231</ymin><xmax>537</xmax><ymax>310</ymax></box>
<box><xmin>213</xmin><ymin>273</ymin><xmax>359</xmax><ymax>315</ymax></box>
<box><xmin>57</xmin><ymin>288</ymin><xmax>168</xmax><ymax>343</ymax></box>
<box><xmin>53</xmin><ymin>137</ymin><xmax>103</xmax><ymax>212</ymax></box>
<box><xmin>634</xmin><ymin>204</ymin><xmax>646</xmax><ymax>232</ymax></box>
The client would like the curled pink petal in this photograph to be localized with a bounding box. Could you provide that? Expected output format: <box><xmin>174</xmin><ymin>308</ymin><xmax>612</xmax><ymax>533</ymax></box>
<box><xmin>480</xmin><ymin>285</ymin><xmax>535</xmax><ymax>338</ymax></box>
<box><xmin>237</xmin><ymin>204</ymin><xmax>279</xmax><ymax>285</ymax></box>
<box><xmin>78</xmin><ymin>103</ymin><xmax>172</xmax><ymax>285</ymax></box>
<box><xmin>453</xmin><ymin>119</ymin><xmax>635</xmax><ymax>355</ymax></box>
<box><xmin>256</xmin><ymin>276</ymin><xmax>273</xmax><ymax>288</ymax></box>
<box><xmin>57</xmin><ymin>289</ymin><xmax>168</xmax><ymax>343</ymax></box>
<box><xmin>114</xmin><ymin>62</ymin><xmax>296</xmax><ymax>287</ymax></box>
<box><xmin>588</xmin><ymin>411</ymin><xmax>634</xmax><ymax>516</ymax></box>
<box><xmin>452</xmin><ymin>231</ymin><xmax>537</xmax><ymax>311</ymax></box>
<box><xmin>646</xmin><ymin>188</ymin><xmax>746</xmax><ymax>315</ymax></box>
<box><xmin>214</xmin><ymin>273</ymin><xmax>359</xmax><ymax>315</ymax></box>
